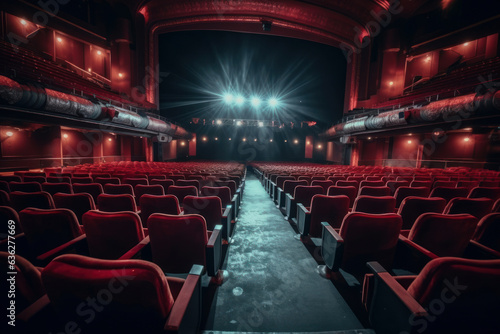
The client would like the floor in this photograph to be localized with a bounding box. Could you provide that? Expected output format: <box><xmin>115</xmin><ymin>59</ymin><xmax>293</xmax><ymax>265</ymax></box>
<box><xmin>204</xmin><ymin>173</ymin><xmax>364</xmax><ymax>332</ymax></box>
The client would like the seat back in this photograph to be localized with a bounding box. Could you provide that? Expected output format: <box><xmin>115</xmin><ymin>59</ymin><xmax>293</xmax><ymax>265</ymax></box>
<box><xmin>406</xmin><ymin>257</ymin><xmax>500</xmax><ymax>333</ymax></box>
<box><xmin>468</xmin><ymin>187</ymin><xmax>500</xmax><ymax>201</ymax></box>
<box><xmin>148</xmin><ymin>214</ymin><xmax>207</xmax><ymax>273</ymax></box>
<box><xmin>53</xmin><ymin>193</ymin><xmax>96</xmax><ymax>224</ymax></box>
<box><xmin>134</xmin><ymin>185</ymin><xmax>165</xmax><ymax>201</ymax></box>
<box><xmin>433</xmin><ymin>180</ymin><xmax>457</xmax><ymax>188</ymax></box>
<box><xmin>41</xmin><ymin>182</ymin><xmax>72</xmax><ymax>196</ymax></box>
<box><xmin>336</xmin><ymin>180</ymin><xmax>359</xmax><ymax>190</ymax></box>
<box><xmin>394</xmin><ymin>187</ymin><xmax>431</xmax><ymax>208</ymax></box>
<box><xmin>167</xmin><ymin>185</ymin><xmax>199</xmax><ymax>204</ymax></box>
<box><xmin>311</xmin><ymin>180</ymin><xmax>334</xmax><ymax>194</ymax></box>
<box><xmin>353</xmin><ymin>195</ymin><xmax>396</xmax><ymax>214</ymax></box>
<box><xmin>97</xmin><ymin>194</ymin><xmax>137</xmax><ymax>212</ymax></box>
<box><xmin>0</xmin><ymin>175</ymin><xmax>22</xmax><ymax>182</ymax></box>
<box><xmin>327</xmin><ymin>186</ymin><xmax>357</xmax><ymax>208</ymax></box>
<box><xmin>408</xmin><ymin>213</ymin><xmax>478</xmax><ymax>257</ymax></box>
<box><xmin>72</xmin><ymin>183</ymin><xmax>103</xmax><ymax>204</ymax></box>
<box><xmin>140</xmin><ymin>195</ymin><xmax>181</xmax><ymax>224</ymax></box>
<box><xmin>385</xmin><ymin>180</ymin><xmax>410</xmax><ymax>195</ymax></box>
<box><xmin>429</xmin><ymin>187</ymin><xmax>469</xmax><ymax>204</ymax></box>
<box><xmin>0</xmin><ymin>190</ymin><xmax>10</xmax><ymax>206</ymax></box>
<box><xmin>41</xmin><ymin>254</ymin><xmax>176</xmax><ymax>332</ymax></box>
<box><xmin>19</xmin><ymin>208</ymin><xmax>82</xmax><ymax>255</ymax></box>
<box><xmin>94</xmin><ymin>177</ymin><xmax>121</xmax><ymax>186</ymax></box>
<box><xmin>309</xmin><ymin>195</ymin><xmax>350</xmax><ymax>237</ymax></box>
<box><xmin>123</xmin><ymin>178</ymin><xmax>149</xmax><ymax>188</ymax></box>
<box><xmin>358</xmin><ymin>186</ymin><xmax>391</xmax><ymax>197</ymax></box>
<box><xmin>293</xmin><ymin>186</ymin><xmax>324</xmax><ymax>207</ymax></box>
<box><xmin>9</xmin><ymin>181</ymin><xmax>42</xmax><ymax>193</ymax></box>
<box><xmin>176</xmin><ymin>179</ymin><xmax>201</xmax><ymax>190</ymax></box>
<box><xmin>276</xmin><ymin>176</ymin><xmax>295</xmax><ymax>189</ymax></box>
<box><xmin>47</xmin><ymin>176</ymin><xmax>71</xmax><ymax>184</ymax></box>
<box><xmin>282</xmin><ymin>180</ymin><xmax>308</xmax><ymax>195</ymax></box>
<box><xmin>9</xmin><ymin>191</ymin><xmax>55</xmax><ymax>212</ymax></box>
<box><xmin>183</xmin><ymin>195</ymin><xmax>222</xmax><ymax>231</ymax></box>
<box><xmin>473</xmin><ymin>213</ymin><xmax>500</xmax><ymax>252</ymax></box>
<box><xmin>410</xmin><ymin>180</ymin><xmax>432</xmax><ymax>189</ymax></box>
<box><xmin>339</xmin><ymin>213</ymin><xmax>402</xmax><ymax>274</ymax></box>
<box><xmin>103</xmin><ymin>183</ymin><xmax>135</xmax><ymax>195</ymax></box>
<box><xmin>214</xmin><ymin>180</ymin><xmax>237</xmax><ymax>196</ymax></box>
<box><xmin>0</xmin><ymin>206</ymin><xmax>20</xmax><ymax>234</ymax></box>
<box><xmin>200</xmin><ymin>186</ymin><xmax>232</xmax><ymax>207</ymax></box>
<box><xmin>150</xmin><ymin>179</ymin><xmax>175</xmax><ymax>193</ymax></box>
<box><xmin>397</xmin><ymin>197</ymin><xmax>447</xmax><ymax>230</ymax></box>
<box><xmin>444</xmin><ymin>197</ymin><xmax>493</xmax><ymax>219</ymax></box>
<box><xmin>23</xmin><ymin>176</ymin><xmax>46</xmax><ymax>183</ymax></box>
<box><xmin>82</xmin><ymin>210</ymin><xmax>144</xmax><ymax>259</ymax></box>
<box><xmin>360</xmin><ymin>180</ymin><xmax>385</xmax><ymax>188</ymax></box>
<box><xmin>71</xmin><ymin>177</ymin><xmax>93</xmax><ymax>184</ymax></box>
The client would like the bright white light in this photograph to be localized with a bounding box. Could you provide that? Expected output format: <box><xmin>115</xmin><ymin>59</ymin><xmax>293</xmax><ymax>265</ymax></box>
<box><xmin>235</xmin><ymin>95</ymin><xmax>245</xmax><ymax>106</ymax></box>
<box><xmin>251</xmin><ymin>97</ymin><xmax>261</xmax><ymax>108</ymax></box>
<box><xmin>268</xmin><ymin>98</ymin><xmax>279</xmax><ymax>107</ymax></box>
<box><xmin>236</xmin><ymin>120</ymin><xmax>242</xmax><ymax>126</ymax></box>
<box><xmin>223</xmin><ymin>93</ymin><xmax>233</xmax><ymax>104</ymax></box>
<box><xmin>6</xmin><ymin>131</ymin><xmax>13</xmax><ymax>137</ymax></box>
<box><xmin>20</xmin><ymin>19</ymin><xmax>27</xmax><ymax>26</ymax></box>
<box><xmin>216</xmin><ymin>119</ymin><xmax>222</xmax><ymax>125</ymax></box>
<box><xmin>57</xmin><ymin>37</ymin><xmax>63</xmax><ymax>43</ymax></box>
<box><xmin>258</xmin><ymin>121</ymin><xmax>264</xmax><ymax>127</ymax></box>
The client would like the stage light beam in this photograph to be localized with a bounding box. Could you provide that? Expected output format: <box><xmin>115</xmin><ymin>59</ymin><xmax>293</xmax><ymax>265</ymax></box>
<box><xmin>268</xmin><ymin>97</ymin><xmax>279</xmax><ymax>108</ymax></box>
<box><xmin>251</xmin><ymin>97</ymin><xmax>261</xmax><ymax>108</ymax></box>
<box><xmin>223</xmin><ymin>93</ymin><xmax>233</xmax><ymax>104</ymax></box>
<box><xmin>235</xmin><ymin>95</ymin><xmax>245</xmax><ymax>106</ymax></box>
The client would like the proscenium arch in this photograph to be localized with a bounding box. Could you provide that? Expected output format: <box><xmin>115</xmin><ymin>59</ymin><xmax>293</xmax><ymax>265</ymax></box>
<box><xmin>137</xmin><ymin>0</ymin><xmax>388</xmax><ymax>112</ymax></box>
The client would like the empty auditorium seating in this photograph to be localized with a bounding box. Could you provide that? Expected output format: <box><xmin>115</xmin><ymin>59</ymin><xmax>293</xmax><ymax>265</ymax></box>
<box><xmin>72</xmin><ymin>183</ymin><xmax>103</xmax><ymax>204</ymax></box>
<box><xmin>103</xmin><ymin>183</ymin><xmax>135</xmax><ymax>195</ymax></box>
<box><xmin>385</xmin><ymin>180</ymin><xmax>410</xmax><ymax>195</ymax></box>
<box><xmin>297</xmin><ymin>194</ymin><xmax>350</xmax><ymax>238</ymax></box>
<box><xmin>97</xmin><ymin>194</ymin><xmax>137</xmax><ymax>212</ymax></box>
<box><xmin>468</xmin><ymin>187</ymin><xmax>500</xmax><ymax>200</ymax></box>
<box><xmin>71</xmin><ymin>177</ymin><xmax>93</xmax><ymax>184</ymax></box>
<box><xmin>41</xmin><ymin>182</ymin><xmax>72</xmax><ymax>196</ymax></box>
<box><xmin>394</xmin><ymin>187</ymin><xmax>431</xmax><ymax>208</ymax></box>
<box><xmin>277</xmin><ymin>180</ymin><xmax>308</xmax><ymax>211</ymax></box>
<box><xmin>473</xmin><ymin>213</ymin><xmax>500</xmax><ymax>253</ymax></box>
<box><xmin>167</xmin><ymin>185</ymin><xmax>199</xmax><ymax>204</ymax></box>
<box><xmin>9</xmin><ymin>191</ymin><xmax>55</xmax><ymax>212</ymax></box>
<box><xmin>366</xmin><ymin>257</ymin><xmax>500</xmax><ymax>334</ymax></box>
<box><xmin>183</xmin><ymin>195</ymin><xmax>232</xmax><ymax>240</ymax></box>
<box><xmin>123</xmin><ymin>177</ymin><xmax>148</xmax><ymax>188</ymax></box>
<box><xmin>358</xmin><ymin>186</ymin><xmax>392</xmax><ymax>197</ymax></box>
<box><xmin>150</xmin><ymin>179</ymin><xmax>175</xmax><ymax>193</ymax></box>
<box><xmin>272</xmin><ymin>176</ymin><xmax>294</xmax><ymax>204</ymax></box>
<box><xmin>397</xmin><ymin>197</ymin><xmax>447</xmax><ymax>232</ymax></box>
<box><xmin>285</xmin><ymin>185</ymin><xmax>324</xmax><ymax>222</ymax></box>
<box><xmin>410</xmin><ymin>180</ymin><xmax>432</xmax><ymax>189</ymax></box>
<box><xmin>311</xmin><ymin>180</ymin><xmax>334</xmax><ymax>193</ymax></box>
<box><xmin>94</xmin><ymin>177</ymin><xmax>121</xmax><ymax>186</ymax></box>
<box><xmin>318</xmin><ymin>212</ymin><xmax>402</xmax><ymax>278</ymax></box>
<box><xmin>429</xmin><ymin>187</ymin><xmax>469</xmax><ymax>204</ymax></box>
<box><xmin>46</xmin><ymin>176</ymin><xmax>71</xmax><ymax>184</ymax></box>
<box><xmin>327</xmin><ymin>185</ymin><xmax>358</xmax><ymax>208</ymax></box>
<box><xmin>176</xmin><ymin>179</ymin><xmax>201</xmax><ymax>190</ymax></box>
<box><xmin>9</xmin><ymin>182</ymin><xmax>42</xmax><ymax>193</ymax></box>
<box><xmin>23</xmin><ymin>176</ymin><xmax>46</xmax><ymax>183</ymax></box>
<box><xmin>53</xmin><ymin>193</ymin><xmax>96</xmax><ymax>224</ymax></box>
<box><xmin>352</xmin><ymin>195</ymin><xmax>396</xmax><ymax>214</ymax></box>
<box><xmin>0</xmin><ymin>190</ymin><xmax>10</xmax><ymax>206</ymax></box>
<box><xmin>0</xmin><ymin>180</ymin><xmax>9</xmax><ymax>193</ymax></box>
<box><xmin>134</xmin><ymin>184</ymin><xmax>164</xmax><ymax>204</ymax></box>
<box><xmin>443</xmin><ymin>197</ymin><xmax>493</xmax><ymax>219</ymax></box>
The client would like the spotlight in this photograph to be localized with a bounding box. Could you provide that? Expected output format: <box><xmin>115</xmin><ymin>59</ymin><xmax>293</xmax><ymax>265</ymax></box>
<box><xmin>108</xmin><ymin>138</ymin><xmax>112</xmax><ymax>142</ymax></box>
<box><xmin>88</xmin><ymin>68</ymin><xmax>92</xmax><ymax>72</ymax></box>
<box><xmin>97</xmin><ymin>50</ymin><xmax>102</xmax><ymax>55</ymax></box>
<box><xmin>367</xmin><ymin>137</ymin><xmax>372</xmax><ymax>140</ymax></box>
<box><xmin>63</xmin><ymin>133</ymin><xmax>68</xmax><ymax>139</ymax></box>
<box><xmin>250</xmin><ymin>97</ymin><xmax>261</xmax><ymax>108</ymax></box>
<box><xmin>269</xmin><ymin>139</ymin><xmax>273</xmax><ymax>142</ymax></box>
<box><xmin>236</xmin><ymin>120</ymin><xmax>242</xmax><ymax>126</ymax></box>
<box><xmin>242</xmin><ymin>138</ymin><xmax>247</xmax><ymax>142</ymax></box>
<box><xmin>258</xmin><ymin>121</ymin><xmax>264</xmax><ymax>127</ymax></box>
<box><xmin>235</xmin><ymin>95</ymin><xmax>245</xmax><ymax>106</ymax></box>
<box><xmin>284</xmin><ymin>140</ymin><xmax>287</xmax><ymax>142</ymax></box>
<box><xmin>307</xmin><ymin>141</ymin><xmax>310</xmax><ymax>145</ymax></box>
<box><xmin>254</xmin><ymin>138</ymin><xmax>257</xmax><ymax>142</ymax></box>
<box><xmin>180</xmin><ymin>141</ymin><xmax>185</xmax><ymax>146</ymax></box>
<box><xmin>57</xmin><ymin>37</ymin><xmax>63</xmax><ymax>43</ymax></box>
<box><xmin>118</xmin><ymin>73</ymin><xmax>124</xmax><ymax>78</ymax></box>
<box><xmin>464</xmin><ymin>137</ymin><xmax>470</xmax><ymax>142</ymax></box>
<box><xmin>389</xmin><ymin>81</ymin><xmax>394</xmax><ymax>86</ymax></box>
<box><xmin>464</xmin><ymin>42</ymin><xmax>469</xmax><ymax>46</ymax></box>
<box><xmin>407</xmin><ymin>140</ymin><xmax>412</xmax><ymax>144</ymax></box>
<box><xmin>223</xmin><ymin>93</ymin><xmax>233</xmax><ymax>104</ymax></box>
<box><xmin>294</xmin><ymin>139</ymin><xmax>299</xmax><ymax>144</ymax></box>
<box><xmin>6</xmin><ymin>131</ymin><xmax>13</xmax><ymax>137</ymax></box>
<box><xmin>202</xmin><ymin>137</ymin><xmax>207</xmax><ymax>141</ymax></box>
<box><xmin>228</xmin><ymin>138</ymin><xmax>232</xmax><ymax>141</ymax></box>
<box><xmin>216</xmin><ymin>119</ymin><xmax>222</xmax><ymax>125</ymax></box>
<box><xmin>317</xmin><ymin>144</ymin><xmax>322</xmax><ymax>149</ymax></box>
<box><xmin>215</xmin><ymin>137</ymin><xmax>218</xmax><ymax>141</ymax></box>
<box><xmin>268</xmin><ymin>97</ymin><xmax>279</xmax><ymax>108</ymax></box>
<box><xmin>20</xmin><ymin>19</ymin><xmax>27</xmax><ymax>26</ymax></box>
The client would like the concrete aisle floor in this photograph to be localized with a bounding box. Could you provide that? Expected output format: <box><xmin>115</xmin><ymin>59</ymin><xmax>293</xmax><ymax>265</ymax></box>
<box><xmin>205</xmin><ymin>174</ymin><xmax>363</xmax><ymax>332</ymax></box>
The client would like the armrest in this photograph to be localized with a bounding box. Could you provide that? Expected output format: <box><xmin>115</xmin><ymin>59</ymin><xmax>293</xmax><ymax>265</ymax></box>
<box><xmin>296</xmin><ymin>203</ymin><xmax>311</xmax><ymax>236</ymax></box>
<box><xmin>36</xmin><ymin>234</ymin><xmax>87</xmax><ymax>263</ymax></box>
<box><xmin>367</xmin><ymin>261</ymin><xmax>428</xmax><ymax>334</ymax></box>
<box><xmin>119</xmin><ymin>236</ymin><xmax>151</xmax><ymax>260</ymax></box>
<box><xmin>231</xmin><ymin>194</ymin><xmax>239</xmax><ymax>218</ymax></box>
<box><xmin>222</xmin><ymin>206</ymin><xmax>232</xmax><ymax>240</ymax></box>
<box><xmin>320</xmin><ymin>222</ymin><xmax>344</xmax><ymax>271</ymax></box>
<box><xmin>206</xmin><ymin>225</ymin><xmax>222</xmax><ymax>277</ymax></box>
<box><xmin>464</xmin><ymin>240</ymin><xmax>500</xmax><ymax>259</ymax></box>
<box><xmin>164</xmin><ymin>264</ymin><xmax>203</xmax><ymax>333</ymax></box>
<box><xmin>394</xmin><ymin>235</ymin><xmax>437</xmax><ymax>273</ymax></box>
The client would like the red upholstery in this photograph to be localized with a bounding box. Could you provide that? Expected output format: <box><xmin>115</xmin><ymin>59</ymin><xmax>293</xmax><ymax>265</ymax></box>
<box><xmin>433</xmin><ymin>180</ymin><xmax>457</xmax><ymax>188</ymax></box>
<box><xmin>358</xmin><ymin>186</ymin><xmax>391</xmax><ymax>197</ymax></box>
<box><xmin>410</xmin><ymin>180</ymin><xmax>432</xmax><ymax>188</ymax></box>
<box><xmin>82</xmin><ymin>210</ymin><xmax>144</xmax><ymax>259</ymax></box>
<box><xmin>353</xmin><ymin>195</ymin><xmax>396</xmax><ymax>214</ymax></box>
<box><xmin>397</xmin><ymin>197</ymin><xmax>446</xmax><ymax>230</ymax></box>
<box><xmin>140</xmin><ymin>195</ymin><xmax>182</xmax><ymax>224</ymax></box>
<box><xmin>360</xmin><ymin>180</ymin><xmax>385</xmax><ymax>188</ymax></box>
<box><xmin>23</xmin><ymin>176</ymin><xmax>46</xmax><ymax>183</ymax></box>
<box><xmin>282</xmin><ymin>180</ymin><xmax>308</xmax><ymax>196</ymax></box>
<box><xmin>0</xmin><ymin>180</ymin><xmax>9</xmax><ymax>193</ymax></box>
<box><xmin>134</xmin><ymin>185</ymin><xmax>165</xmax><ymax>202</ymax></box>
<box><xmin>0</xmin><ymin>175</ymin><xmax>22</xmax><ymax>182</ymax></box>
<box><xmin>147</xmin><ymin>174</ymin><xmax>166</xmax><ymax>182</ymax></box>
<box><xmin>444</xmin><ymin>197</ymin><xmax>494</xmax><ymax>219</ymax></box>
<box><xmin>0</xmin><ymin>206</ymin><xmax>20</xmax><ymax>233</ymax></box>
<box><xmin>9</xmin><ymin>182</ymin><xmax>42</xmax><ymax>193</ymax></box>
<box><xmin>41</xmin><ymin>182</ymin><xmax>72</xmax><ymax>196</ymax></box>
<box><xmin>9</xmin><ymin>191</ymin><xmax>55</xmax><ymax>212</ymax></box>
<box><xmin>479</xmin><ymin>180</ymin><xmax>500</xmax><ymax>187</ymax></box>
<box><xmin>311</xmin><ymin>180</ymin><xmax>334</xmax><ymax>194</ymax></box>
<box><xmin>336</xmin><ymin>180</ymin><xmax>359</xmax><ymax>190</ymax></box>
<box><xmin>327</xmin><ymin>176</ymin><xmax>345</xmax><ymax>184</ymax></box>
<box><xmin>41</xmin><ymin>254</ymin><xmax>178</xmax><ymax>332</ymax></box>
<box><xmin>123</xmin><ymin>178</ymin><xmax>149</xmax><ymax>188</ymax></box>
<box><xmin>150</xmin><ymin>179</ymin><xmax>175</xmax><ymax>193</ymax></box>
<box><xmin>458</xmin><ymin>180</ymin><xmax>480</xmax><ymax>190</ymax></box>
<box><xmin>183</xmin><ymin>195</ymin><xmax>222</xmax><ymax>231</ymax></box>
<box><xmin>104</xmin><ymin>183</ymin><xmax>135</xmax><ymax>195</ymax></box>
<box><xmin>201</xmin><ymin>186</ymin><xmax>232</xmax><ymax>207</ymax></box>
<box><xmin>276</xmin><ymin>176</ymin><xmax>295</xmax><ymax>189</ymax></box>
<box><xmin>408</xmin><ymin>213</ymin><xmax>478</xmax><ymax>257</ymax></box>
<box><xmin>46</xmin><ymin>176</ymin><xmax>71</xmax><ymax>184</ymax></box>
<box><xmin>97</xmin><ymin>194</ymin><xmax>137</xmax><ymax>212</ymax></box>
<box><xmin>327</xmin><ymin>186</ymin><xmax>357</xmax><ymax>208</ymax></box>
<box><xmin>214</xmin><ymin>180</ymin><xmax>238</xmax><ymax>197</ymax></box>
<box><xmin>177</xmin><ymin>179</ymin><xmax>201</xmax><ymax>190</ymax></box>
<box><xmin>147</xmin><ymin>214</ymin><xmax>208</xmax><ymax>273</ymax></box>
<box><xmin>385</xmin><ymin>180</ymin><xmax>410</xmax><ymax>195</ymax></box>
<box><xmin>339</xmin><ymin>212</ymin><xmax>402</xmax><ymax>274</ymax></box>
<box><xmin>19</xmin><ymin>208</ymin><xmax>82</xmax><ymax>256</ymax></box>
<box><xmin>0</xmin><ymin>190</ymin><xmax>10</xmax><ymax>206</ymax></box>
<box><xmin>429</xmin><ymin>187</ymin><xmax>469</xmax><ymax>204</ymax></box>
<box><xmin>468</xmin><ymin>187</ymin><xmax>500</xmax><ymax>201</ymax></box>
<box><xmin>394</xmin><ymin>187</ymin><xmax>431</xmax><ymax>208</ymax></box>
<box><xmin>53</xmin><ymin>193</ymin><xmax>96</xmax><ymax>225</ymax></box>
<box><xmin>94</xmin><ymin>177</ymin><xmax>121</xmax><ymax>186</ymax></box>
<box><xmin>71</xmin><ymin>177</ymin><xmax>93</xmax><ymax>184</ymax></box>
<box><xmin>72</xmin><ymin>183</ymin><xmax>103</xmax><ymax>204</ymax></box>
<box><xmin>309</xmin><ymin>195</ymin><xmax>350</xmax><ymax>237</ymax></box>
<box><xmin>292</xmin><ymin>186</ymin><xmax>324</xmax><ymax>207</ymax></box>
<box><xmin>0</xmin><ymin>252</ymin><xmax>44</xmax><ymax>310</ymax></box>
<box><xmin>167</xmin><ymin>185</ymin><xmax>199</xmax><ymax>204</ymax></box>
<box><xmin>494</xmin><ymin>198</ymin><xmax>500</xmax><ymax>212</ymax></box>
<box><xmin>473</xmin><ymin>213</ymin><xmax>500</xmax><ymax>252</ymax></box>
<box><xmin>297</xmin><ymin>176</ymin><xmax>312</xmax><ymax>185</ymax></box>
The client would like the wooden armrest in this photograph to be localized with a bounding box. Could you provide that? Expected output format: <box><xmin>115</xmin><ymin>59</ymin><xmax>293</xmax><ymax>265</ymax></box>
<box><xmin>321</xmin><ymin>222</ymin><xmax>344</xmax><ymax>271</ymax></box>
<box><xmin>367</xmin><ymin>261</ymin><xmax>428</xmax><ymax>334</ymax></box>
<box><xmin>119</xmin><ymin>236</ymin><xmax>151</xmax><ymax>260</ymax></box>
<box><xmin>36</xmin><ymin>234</ymin><xmax>87</xmax><ymax>263</ymax></box>
<box><xmin>222</xmin><ymin>205</ymin><xmax>232</xmax><ymax>240</ymax></box>
<box><xmin>17</xmin><ymin>294</ymin><xmax>51</xmax><ymax>323</ymax></box>
<box><xmin>164</xmin><ymin>264</ymin><xmax>203</xmax><ymax>333</ymax></box>
<box><xmin>206</xmin><ymin>225</ymin><xmax>222</xmax><ymax>277</ymax></box>
<box><xmin>297</xmin><ymin>203</ymin><xmax>311</xmax><ymax>236</ymax></box>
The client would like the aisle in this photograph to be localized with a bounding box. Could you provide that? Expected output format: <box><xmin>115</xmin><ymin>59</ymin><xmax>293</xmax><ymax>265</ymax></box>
<box><xmin>205</xmin><ymin>174</ymin><xmax>362</xmax><ymax>332</ymax></box>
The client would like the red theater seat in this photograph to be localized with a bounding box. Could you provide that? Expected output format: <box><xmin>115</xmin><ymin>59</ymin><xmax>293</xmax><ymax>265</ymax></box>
<box><xmin>473</xmin><ymin>213</ymin><xmax>500</xmax><ymax>253</ymax></box>
<box><xmin>23</xmin><ymin>176</ymin><xmax>46</xmax><ymax>184</ymax></box>
<box><xmin>46</xmin><ymin>176</ymin><xmax>71</xmax><ymax>184</ymax></box>
<box><xmin>327</xmin><ymin>186</ymin><xmax>358</xmax><ymax>208</ymax></box>
<box><xmin>53</xmin><ymin>193</ymin><xmax>96</xmax><ymax>225</ymax></box>
<box><xmin>468</xmin><ymin>187</ymin><xmax>500</xmax><ymax>201</ymax></box>
<box><xmin>9</xmin><ymin>191</ymin><xmax>55</xmax><ymax>212</ymax></box>
<box><xmin>183</xmin><ymin>195</ymin><xmax>232</xmax><ymax>240</ymax></box>
<box><xmin>34</xmin><ymin>254</ymin><xmax>202</xmax><ymax>333</ymax></box>
<box><xmin>277</xmin><ymin>180</ymin><xmax>308</xmax><ymax>211</ymax></box>
<box><xmin>0</xmin><ymin>175</ymin><xmax>22</xmax><ymax>183</ymax></box>
<box><xmin>9</xmin><ymin>182</ymin><xmax>42</xmax><ymax>193</ymax></box>
<box><xmin>139</xmin><ymin>194</ymin><xmax>182</xmax><ymax>225</ymax></box>
<box><xmin>272</xmin><ymin>176</ymin><xmax>295</xmax><ymax>204</ymax></box>
<box><xmin>41</xmin><ymin>182</ymin><xmax>72</xmax><ymax>196</ymax></box>
<box><xmin>167</xmin><ymin>185</ymin><xmax>199</xmax><ymax>204</ymax></box>
<box><xmin>360</xmin><ymin>180</ymin><xmax>385</xmax><ymax>188</ymax></box>
<box><xmin>103</xmin><ymin>183</ymin><xmax>135</xmax><ymax>195</ymax></box>
<box><xmin>319</xmin><ymin>212</ymin><xmax>402</xmax><ymax>278</ymax></box>
<box><xmin>123</xmin><ymin>177</ymin><xmax>149</xmax><ymax>188</ymax></box>
<box><xmin>285</xmin><ymin>185</ymin><xmax>324</xmax><ymax>222</ymax></box>
<box><xmin>135</xmin><ymin>185</ymin><xmax>165</xmax><ymax>204</ymax></box>
<box><xmin>432</xmin><ymin>180</ymin><xmax>457</xmax><ymax>188</ymax></box>
<box><xmin>176</xmin><ymin>179</ymin><xmax>201</xmax><ymax>190</ymax></box>
<box><xmin>394</xmin><ymin>187</ymin><xmax>431</xmax><ymax>208</ymax></box>
<box><xmin>70</xmin><ymin>177</ymin><xmax>93</xmax><ymax>184</ymax></box>
<box><xmin>94</xmin><ymin>177</ymin><xmax>121</xmax><ymax>186</ymax></box>
<box><xmin>0</xmin><ymin>180</ymin><xmax>9</xmax><ymax>193</ymax></box>
<box><xmin>366</xmin><ymin>257</ymin><xmax>500</xmax><ymax>334</ymax></box>
<box><xmin>358</xmin><ymin>186</ymin><xmax>392</xmax><ymax>197</ymax></box>
<box><xmin>429</xmin><ymin>187</ymin><xmax>469</xmax><ymax>204</ymax></box>
<box><xmin>311</xmin><ymin>180</ymin><xmax>334</xmax><ymax>194</ymax></box>
<box><xmin>353</xmin><ymin>195</ymin><xmax>396</xmax><ymax>214</ymax></box>
<box><xmin>443</xmin><ymin>197</ymin><xmax>493</xmax><ymax>219</ymax></box>
<box><xmin>19</xmin><ymin>208</ymin><xmax>82</xmax><ymax>258</ymax></box>
<box><xmin>72</xmin><ymin>183</ymin><xmax>103</xmax><ymax>204</ymax></box>
<box><xmin>409</xmin><ymin>180</ymin><xmax>432</xmax><ymax>189</ymax></box>
<box><xmin>385</xmin><ymin>180</ymin><xmax>410</xmax><ymax>195</ymax></box>
<box><xmin>0</xmin><ymin>190</ymin><xmax>10</xmax><ymax>206</ymax></box>
<box><xmin>397</xmin><ymin>197</ymin><xmax>446</xmax><ymax>232</ymax></box>
<box><xmin>97</xmin><ymin>194</ymin><xmax>137</xmax><ymax>212</ymax></box>
<box><xmin>297</xmin><ymin>194</ymin><xmax>350</xmax><ymax>238</ymax></box>
<box><xmin>150</xmin><ymin>179</ymin><xmax>175</xmax><ymax>193</ymax></box>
